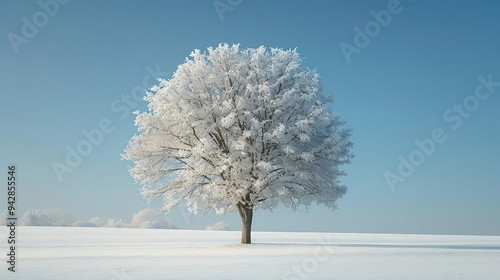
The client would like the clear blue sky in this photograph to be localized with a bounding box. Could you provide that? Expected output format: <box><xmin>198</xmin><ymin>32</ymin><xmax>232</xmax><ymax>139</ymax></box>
<box><xmin>1</xmin><ymin>0</ymin><xmax>499</xmax><ymax>235</ymax></box>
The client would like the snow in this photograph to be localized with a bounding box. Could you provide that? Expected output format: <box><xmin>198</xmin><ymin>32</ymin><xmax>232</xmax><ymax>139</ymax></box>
<box><xmin>1</xmin><ymin>227</ymin><xmax>499</xmax><ymax>279</ymax></box>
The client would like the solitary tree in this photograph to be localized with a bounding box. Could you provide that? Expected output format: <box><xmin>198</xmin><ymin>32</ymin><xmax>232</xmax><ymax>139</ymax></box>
<box><xmin>123</xmin><ymin>44</ymin><xmax>353</xmax><ymax>244</ymax></box>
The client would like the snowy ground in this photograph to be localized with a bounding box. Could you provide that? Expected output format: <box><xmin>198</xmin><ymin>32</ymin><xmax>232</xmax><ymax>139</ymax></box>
<box><xmin>1</xmin><ymin>227</ymin><xmax>499</xmax><ymax>280</ymax></box>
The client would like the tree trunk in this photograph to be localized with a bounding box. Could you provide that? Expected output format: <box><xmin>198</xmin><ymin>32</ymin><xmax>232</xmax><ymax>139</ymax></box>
<box><xmin>237</xmin><ymin>203</ymin><xmax>253</xmax><ymax>244</ymax></box>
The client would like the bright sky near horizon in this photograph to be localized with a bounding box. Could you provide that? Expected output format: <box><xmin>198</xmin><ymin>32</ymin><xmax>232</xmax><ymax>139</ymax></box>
<box><xmin>1</xmin><ymin>0</ymin><xmax>499</xmax><ymax>235</ymax></box>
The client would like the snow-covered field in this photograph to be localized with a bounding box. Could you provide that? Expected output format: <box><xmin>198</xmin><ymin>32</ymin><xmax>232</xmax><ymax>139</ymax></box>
<box><xmin>1</xmin><ymin>227</ymin><xmax>499</xmax><ymax>280</ymax></box>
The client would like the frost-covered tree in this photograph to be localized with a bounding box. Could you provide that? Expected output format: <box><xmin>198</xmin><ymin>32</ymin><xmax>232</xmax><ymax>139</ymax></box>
<box><xmin>123</xmin><ymin>43</ymin><xmax>353</xmax><ymax>244</ymax></box>
<box><xmin>206</xmin><ymin>221</ymin><xmax>230</xmax><ymax>231</ymax></box>
<box><xmin>19</xmin><ymin>209</ymin><xmax>76</xmax><ymax>227</ymax></box>
<box><xmin>71</xmin><ymin>220</ymin><xmax>98</xmax><ymax>227</ymax></box>
<box><xmin>88</xmin><ymin>217</ymin><xmax>128</xmax><ymax>228</ymax></box>
<box><xmin>130</xmin><ymin>208</ymin><xmax>175</xmax><ymax>229</ymax></box>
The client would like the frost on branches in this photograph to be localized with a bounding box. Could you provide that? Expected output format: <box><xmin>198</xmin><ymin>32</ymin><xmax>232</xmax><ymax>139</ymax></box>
<box><xmin>123</xmin><ymin>43</ymin><xmax>353</xmax><ymax>244</ymax></box>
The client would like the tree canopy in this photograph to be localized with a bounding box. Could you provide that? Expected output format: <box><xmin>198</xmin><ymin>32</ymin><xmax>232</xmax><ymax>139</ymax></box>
<box><xmin>123</xmin><ymin>43</ymin><xmax>353</xmax><ymax>243</ymax></box>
